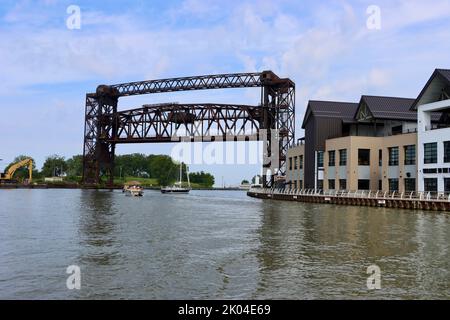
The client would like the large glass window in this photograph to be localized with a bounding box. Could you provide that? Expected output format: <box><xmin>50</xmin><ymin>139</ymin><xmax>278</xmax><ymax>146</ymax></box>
<box><xmin>299</xmin><ymin>155</ymin><xmax>304</xmax><ymax>169</ymax></box>
<box><xmin>388</xmin><ymin>178</ymin><xmax>399</xmax><ymax>192</ymax></box>
<box><xmin>339</xmin><ymin>149</ymin><xmax>347</xmax><ymax>166</ymax></box>
<box><xmin>328</xmin><ymin>179</ymin><xmax>335</xmax><ymax>190</ymax></box>
<box><xmin>445</xmin><ymin>178</ymin><xmax>450</xmax><ymax>193</ymax></box>
<box><xmin>424</xmin><ymin>178</ymin><xmax>438</xmax><ymax>192</ymax></box>
<box><xmin>317</xmin><ymin>151</ymin><xmax>324</xmax><ymax>168</ymax></box>
<box><xmin>294</xmin><ymin>156</ymin><xmax>298</xmax><ymax>170</ymax></box>
<box><xmin>358</xmin><ymin>149</ymin><xmax>370</xmax><ymax>166</ymax></box>
<box><xmin>404</xmin><ymin>178</ymin><xmax>416</xmax><ymax>192</ymax></box>
<box><xmin>328</xmin><ymin>151</ymin><xmax>335</xmax><ymax>167</ymax></box>
<box><xmin>424</xmin><ymin>143</ymin><xmax>437</xmax><ymax>164</ymax></box>
<box><xmin>404</xmin><ymin>145</ymin><xmax>416</xmax><ymax>165</ymax></box>
<box><xmin>358</xmin><ymin>179</ymin><xmax>370</xmax><ymax>190</ymax></box>
<box><xmin>317</xmin><ymin>179</ymin><xmax>323</xmax><ymax>190</ymax></box>
<box><xmin>389</xmin><ymin>147</ymin><xmax>399</xmax><ymax>166</ymax></box>
<box><xmin>444</xmin><ymin>141</ymin><xmax>450</xmax><ymax>163</ymax></box>
<box><xmin>339</xmin><ymin>179</ymin><xmax>347</xmax><ymax>190</ymax></box>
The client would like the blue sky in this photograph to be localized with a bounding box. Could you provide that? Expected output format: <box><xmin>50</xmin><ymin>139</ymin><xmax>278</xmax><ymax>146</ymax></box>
<box><xmin>1</xmin><ymin>0</ymin><xmax>450</xmax><ymax>185</ymax></box>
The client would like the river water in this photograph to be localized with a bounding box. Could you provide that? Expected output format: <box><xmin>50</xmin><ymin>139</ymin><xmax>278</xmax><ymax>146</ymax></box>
<box><xmin>0</xmin><ymin>189</ymin><xmax>449</xmax><ymax>299</ymax></box>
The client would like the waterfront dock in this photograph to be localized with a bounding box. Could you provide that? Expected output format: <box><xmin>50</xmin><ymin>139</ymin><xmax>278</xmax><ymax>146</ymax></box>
<box><xmin>247</xmin><ymin>188</ymin><xmax>450</xmax><ymax>212</ymax></box>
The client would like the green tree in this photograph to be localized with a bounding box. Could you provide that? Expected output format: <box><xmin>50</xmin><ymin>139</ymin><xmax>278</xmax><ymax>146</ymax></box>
<box><xmin>114</xmin><ymin>153</ymin><xmax>149</xmax><ymax>177</ymax></box>
<box><xmin>189</xmin><ymin>171</ymin><xmax>215</xmax><ymax>187</ymax></box>
<box><xmin>241</xmin><ymin>179</ymin><xmax>250</xmax><ymax>185</ymax></box>
<box><xmin>41</xmin><ymin>155</ymin><xmax>67</xmax><ymax>177</ymax></box>
<box><xmin>252</xmin><ymin>175</ymin><xmax>262</xmax><ymax>184</ymax></box>
<box><xmin>66</xmin><ymin>155</ymin><xmax>83</xmax><ymax>177</ymax></box>
<box><xmin>147</xmin><ymin>155</ymin><xmax>179</xmax><ymax>186</ymax></box>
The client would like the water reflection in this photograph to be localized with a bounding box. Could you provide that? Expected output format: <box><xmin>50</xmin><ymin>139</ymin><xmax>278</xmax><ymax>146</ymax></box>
<box><xmin>77</xmin><ymin>190</ymin><xmax>121</xmax><ymax>266</ymax></box>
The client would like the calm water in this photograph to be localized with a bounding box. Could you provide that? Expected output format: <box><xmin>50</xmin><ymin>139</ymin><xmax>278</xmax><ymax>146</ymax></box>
<box><xmin>0</xmin><ymin>189</ymin><xmax>449</xmax><ymax>299</ymax></box>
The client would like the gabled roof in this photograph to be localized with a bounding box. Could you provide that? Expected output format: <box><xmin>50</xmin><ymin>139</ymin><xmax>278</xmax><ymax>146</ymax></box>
<box><xmin>301</xmin><ymin>100</ymin><xmax>359</xmax><ymax>129</ymax></box>
<box><xmin>356</xmin><ymin>95</ymin><xmax>417</xmax><ymax>121</ymax></box>
<box><xmin>411</xmin><ymin>69</ymin><xmax>450</xmax><ymax>110</ymax></box>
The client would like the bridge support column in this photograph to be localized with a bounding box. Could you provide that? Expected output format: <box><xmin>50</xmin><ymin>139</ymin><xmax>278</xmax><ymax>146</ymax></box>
<box><xmin>82</xmin><ymin>87</ymin><xmax>118</xmax><ymax>186</ymax></box>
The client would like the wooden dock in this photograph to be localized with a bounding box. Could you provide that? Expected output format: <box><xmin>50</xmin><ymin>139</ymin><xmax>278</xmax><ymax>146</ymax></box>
<box><xmin>247</xmin><ymin>188</ymin><xmax>450</xmax><ymax>212</ymax></box>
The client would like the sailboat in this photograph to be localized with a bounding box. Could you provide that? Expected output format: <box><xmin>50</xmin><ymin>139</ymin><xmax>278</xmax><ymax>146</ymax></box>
<box><xmin>161</xmin><ymin>162</ymin><xmax>191</xmax><ymax>194</ymax></box>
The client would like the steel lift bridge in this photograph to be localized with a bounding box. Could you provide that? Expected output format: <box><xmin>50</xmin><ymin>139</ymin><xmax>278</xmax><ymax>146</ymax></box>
<box><xmin>82</xmin><ymin>71</ymin><xmax>295</xmax><ymax>188</ymax></box>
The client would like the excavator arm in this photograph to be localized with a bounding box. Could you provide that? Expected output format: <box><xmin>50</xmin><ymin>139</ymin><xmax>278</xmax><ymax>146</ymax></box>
<box><xmin>1</xmin><ymin>158</ymin><xmax>33</xmax><ymax>182</ymax></box>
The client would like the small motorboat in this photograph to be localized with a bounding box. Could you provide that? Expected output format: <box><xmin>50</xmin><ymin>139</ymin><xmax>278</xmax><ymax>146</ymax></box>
<box><xmin>123</xmin><ymin>181</ymin><xmax>144</xmax><ymax>197</ymax></box>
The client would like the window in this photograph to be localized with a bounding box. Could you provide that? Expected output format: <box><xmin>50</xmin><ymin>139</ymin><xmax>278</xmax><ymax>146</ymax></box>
<box><xmin>424</xmin><ymin>178</ymin><xmax>438</xmax><ymax>192</ymax></box>
<box><xmin>358</xmin><ymin>179</ymin><xmax>370</xmax><ymax>190</ymax></box>
<box><xmin>379</xmin><ymin>180</ymin><xmax>382</xmax><ymax>191</ymax></box>
<box><xmin>294</xmin><ymin>156</ymin><xmax>298</xmax><ymax>170</ymax></box>
<box><xmin>423</xmin><ymin>168</ymin><xmax>437</xmax><ymax>174</ymax></box>
<box><xmin>294</xmin><ymin>181</ymin><xmax>297</xmax><ymax>189</ymax></box>
<box><xmin>339</xmin><ymin>179</ymin><xmax>347</xmax><ymax>190</ymax></box>
<box><xmin>328</xmin><ymin>150</ymin><xmax>336</xmax><ymax>167</ymax></box>
<box><xmin>317</xmin><ymin>151</ymin><xmax>324</xmax><ymax>168</ymax></box>
<box><xmin>445</xmin><ymin>178</ymin><xmax>450</xmax><ymax>193</ymax></box>
<box><xmin>445</xmin><ymin>141</ymin><xmax>450</xmax><ymax>163</ymax></box>
<box><xmin>299</xmin><ymin>155</ymin><xmax>303</xmax><ymax>169</ymax></box>
<box><xmin>289</xmin><ymin>157</ymin><xmax>292</xmax><ymax>170</ymax></box>
<box><xmin>389</xmin><ymin>147</ymin><xmax>399</xmax><ymax>166</ymax></box>
<box><xmin>358</xmin><ymin>149</ymin><xmax>370</xmax><ymax>166</ymax></box>
<box><xmin>379</xmin><ymin>149</ymin><xmax>382</xmax><ymax>166</ymax></box>
<box><xmin>328</xmin><ymin>179</ymin><xmax>335</xmax><ymax>190</ymax></box>
<box><xmin>299</xmin><ymin>180</ymin><xmax>303</xmax><ymax>189</ymax></box>
<box><xmin>424</xmin><ymin>143</ymin><xmax>437</xmax><ymax>164</ymax></box>
<box><xmin>404</xmin><ymin>178</ymin><xmax>416</xmax><ymax>192</ymax></box>
<box><xmin>404</xmin><ymin>145</ymin><xmax>416</xmax><ymax>165</ymax></box>
<box><xmin>317</xmin><ymin>180</ymin><xmax>323</xmax><ymax>190</ymax></box>
<box><xmin>388</xmin><ymin>178</ymin><xmax>399</xmax><ymax>192</ymax></box>
<box><xmin>339</xmin><ymin>149</ymin><xmax>347</xmax><ymax>166</ymax></box>
<box><xmin>392</xmin><ymin>125</ymin><xmax>403</xmax><ymax>135</ymax></box>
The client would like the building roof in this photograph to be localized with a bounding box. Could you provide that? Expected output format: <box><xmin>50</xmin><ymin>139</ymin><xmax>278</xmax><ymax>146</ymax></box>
<box><xmin>411</xmin><ymin>69</ymin><xmax>450</xmax><ymax>110</ymax></box>
<box><xmin>301</xmin><ymin>100</ymin><xmax>359</xmax><ymax>128</ymax></box>
<box><xmin>357</xmin><ymin>95</ymin><xmax>417</xmax><ymax>121</ymax></box>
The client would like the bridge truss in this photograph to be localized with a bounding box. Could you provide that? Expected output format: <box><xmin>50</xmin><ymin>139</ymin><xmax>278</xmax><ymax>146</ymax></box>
<box><xmin>82</xmin><ymin>71</ymin><xmax>295</xmax><ymax>187</ymax></box>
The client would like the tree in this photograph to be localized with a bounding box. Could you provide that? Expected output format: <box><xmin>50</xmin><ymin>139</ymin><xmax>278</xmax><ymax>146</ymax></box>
<box><xmin>41</xmin><ymin>155</ymin><xmax>67</xmax><ymax>177</ymax></box>
<box><xmin>252</xmin><ymin>175</ymin><xmax>262</xmax><ymax>185</ymax></box>
<box><xmin>241</xmin><ymin>179</ymin><xmax>250</xmax><ymax>185</ymax></box>
<box><xmin>4</xmin><ymin>155</ymin><xmax>36</xmax><ymax>181</ymax></box>
<box><xmin>66</xmin><ymin>155</ymin><xmax>83</xmax><ymax>177</ymax></box>
<box><xmin>147</xmin><ymin>155</ymin><xmax>179</xmax><ymax>186</ymax></box>
<box><xmin>114</xmin><ymin>153</ymin><xmax>149</xmax><ymax>177</ymax></box>
<box><xmin>189</xmin><ymin>171</ymin><xmax>215</xmax><ymax>187</ymax></box>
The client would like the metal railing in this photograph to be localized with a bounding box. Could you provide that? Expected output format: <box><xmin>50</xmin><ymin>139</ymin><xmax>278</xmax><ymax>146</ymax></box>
<box><xmin>248</xmin><ymin>187</ymin><xmax>450</xmax><ymax>202</ymax></box>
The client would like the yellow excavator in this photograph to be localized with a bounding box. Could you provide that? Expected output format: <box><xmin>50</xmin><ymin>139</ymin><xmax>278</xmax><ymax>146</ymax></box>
<box><xmin>0</xmin><ymin>158</ymin><xmax>33</xmax><ymax>184</ymax></box>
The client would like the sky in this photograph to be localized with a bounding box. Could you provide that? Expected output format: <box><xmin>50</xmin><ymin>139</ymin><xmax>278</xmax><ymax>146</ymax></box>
<box><xmin>1</xmin><ymin>0</ymin><xmax>450</xmax><ymax>185</ymax></box>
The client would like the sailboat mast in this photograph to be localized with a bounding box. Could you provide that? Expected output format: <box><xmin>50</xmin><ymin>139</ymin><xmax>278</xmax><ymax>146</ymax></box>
<box><xmin>187</xmin><ymin>165</ymin><xmax>190</xmax><ymax>188</ymax></box>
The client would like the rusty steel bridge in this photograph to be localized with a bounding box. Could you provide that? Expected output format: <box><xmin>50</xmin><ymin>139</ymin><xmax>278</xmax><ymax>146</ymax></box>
<box><xmin>82</xmin><ymin>71</ymin><xmax>295</xmax><ymax>187</ymax></box>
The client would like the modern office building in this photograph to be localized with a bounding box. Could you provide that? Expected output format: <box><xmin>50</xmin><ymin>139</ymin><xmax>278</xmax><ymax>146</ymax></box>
<box><xmin>301</xmin><ymin>100</ymin><xmax>359</xmax><ymax>189</ymax></box>
<box><xmin>286</xmin><ymin>138</ymin><xmax>305</xmax><ymax>190</ymax></box>
<box><xmin>412</xmin><ymin>69</ymin><xmax>450</xmax><ymax>193</ymax></box>
<box><xmin>287</xmin><ymin>68</ymin><xmax>450</xmax><ymax>193</ymax></box>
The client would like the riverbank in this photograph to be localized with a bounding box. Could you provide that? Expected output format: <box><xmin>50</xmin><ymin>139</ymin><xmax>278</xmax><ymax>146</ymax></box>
<box><xmin>247</xmin><ymin>188</ymin><xmax>450</xmax><ymax>212</ymax></box>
